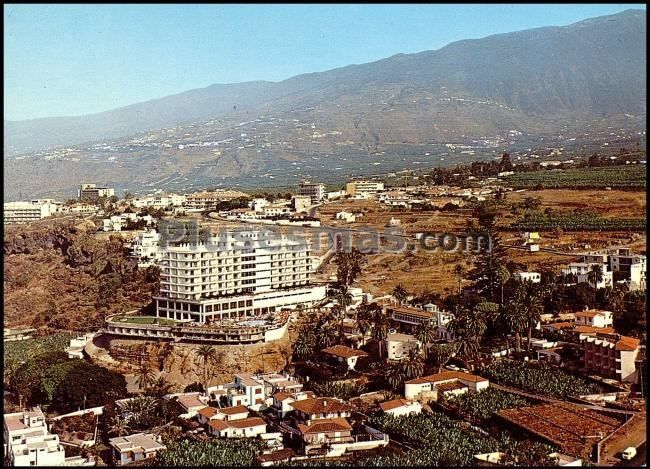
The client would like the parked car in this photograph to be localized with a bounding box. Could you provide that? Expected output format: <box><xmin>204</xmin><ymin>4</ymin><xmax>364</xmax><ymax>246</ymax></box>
<box><xmin>622</xmin><ymin>447</ymin><xmax>637</xmax><ymax>460</ymax></box>
<box><xmin>445</xmin><ymin>365</ymin><xmax>460</xmax><ymax>371</ymax></box>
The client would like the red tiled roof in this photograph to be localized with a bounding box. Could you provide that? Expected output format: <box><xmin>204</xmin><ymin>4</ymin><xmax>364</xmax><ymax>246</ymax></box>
<box><xmin>255</xmin><ymin>448</ymin><xmax>295</xmax><ymax>463</ymax></box>
<box><xmin>379</xmin><ymin>399</ymin><xmax>411</xmax><ymax>412</ymax></box>
<box><xmin>573</xmin><ymin>326</ymin><xmax>615</xmax><ymax>334</ymax></box>
<box><xmin>322</xmin><ymin>344</ymin><xmax>368</xmax><ymax>359</ymax></box>
<box><xmin>208</xmin><ymin>419</ymin><xmax>230</xmax><ymax>432</ymax></box>
<box><xmin>547</xmin><ymin>322</ymin><xmax>574</xmax><ymax>330</ymax></box>
<box><xmin>209</xmin><ymin>417</ymin><xmax>265</xmax><ymax>431</ymax></box>
<box><xmin>616</xmin><ymin>336</ymin><xmax>640</xmax><ymax>351</ymax></box>
<box><xmin>289</xmin><ymin>398</ymin><xmax>353</xmax><ymax>415</ymax></box>
<box><xmin>437</xmin><ymin>381</ymin><xmax>468</xmax><ymax>392</ymax></box>
<box><xmin>273</xmin><ymin>392</ymin><xmax>292</xmax><ymax>402</ymax></box>
<box><xmin>576</xmin><ymin>310</ymin><xmax>609</xmax><ymax>318</ymax></box>
<box><xmin>197</xmin><ymin>407</ymin><xmax>219</xmax><ymax>418</ymax></box>
<box><xmin>297</xmin><ymin>418</ymin><xmax>352</xmax><ymax>434</ymax></box>
<box><xmin>220</xmin><ymin>405</ymin><xmax>248</xmax><ymax>415</ymax></box>
<box><xmin>227</xmin><ymin>417</ymin><xmax>266</xmax><ymax>429</ymax></box>
<box><xmin>405</xmin><ymin>371</ymin><xmax>488</xmax><ymax>385</ymax></box>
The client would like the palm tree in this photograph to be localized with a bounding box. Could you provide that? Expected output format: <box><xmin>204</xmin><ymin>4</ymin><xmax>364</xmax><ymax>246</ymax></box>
<box><xmin>495</xmin><ymin>266</ymin><xmax>511</xmax><ymax>307</ymax></box>
<box><xmin>372</xmin><ymin>311</ymin><xmax>390</xmax><ymax>360</ymax></box>
<box><xmin>148</xmin><ymin>376</ymin><xmax>173</xmax><ymax>398</ymax></box>
<box><xmin>386</xmin><ymin>362</ymin><xmax>406</xmax><ymax>391</ymax></box>
<box><xmin>399</xmin><ymin>348</ymin><xmax>424</xmax><ymax>380</ymax></box>
<box><xmin>194</xmin><ymin>345</ymin><xmax>218</xmax><ymax>393</ymax></box>
<box><xmin>503</xmin><ymin>284</ymin><xmax>529</xmax><ymax>354</ymax></box>
<box><xmin>429</xmin><ymin>342</ymin><xmax>456</xmax><ymax>373</ymax></box>
<box><xmin>293</xmin><ymin>329</ymin><xmax>316</xmax><ymax>360</ymax></box>
<box><xmin>415</xmin><ymin>320</ymin><xmax>436</xmax><ymax>361</ymax></box>
<box><xmin>315</xmin><ymin>321</ymin><xmax>338</xmax><ymax>349</ymax></box>
<box><xmin>523</xmin><ymin>289</ymin><xmax>544</xmax><ymax>353</ymax></box>
<box><xmin>448</xmin><ymin>308</ymin><xmax>487</xmax><ymax>362</ymax></box>
<box><xmin>392</xmin><ymin>284</ymin><xmax>408</xmax><ymax>304</ymax></box>
<box><xmin>108</xmin><ymin>415</ymin><xmax>131</xmax><ymax>438</ymax></box>
<box><xmin>453</xmin><ymin>265</ymin><xmax>464</xmax><ymax>295</ymax></box>
<box><xmin>587</xmin><ymin>264</ymin><xmax>604</xmax><ymax>292</ymax></box>
<box><xmin>135</xmin><ymin>362</ymin><xmax>156</xmax><ymax>391</ymax></box>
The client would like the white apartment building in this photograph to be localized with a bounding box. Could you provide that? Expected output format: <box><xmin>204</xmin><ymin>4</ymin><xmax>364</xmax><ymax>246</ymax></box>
<box><xmin>131</xmin><ymin>193</ymin><xmax>186</xmax><ymax>209</ymax></box>
<box><xmin>345</xmin><ymin>180</ymin><xmax>385</xmax><ymax>197</ymax></box>
<box><xmin>513</xmin><ymin>271</ymin><xmax>541</xmax><ymax>283</ymax></box>
<box><xmin>581</xmin><ymin>248</ymin><xmax>646</xmax><ymax>291</ymax></box>
<box><xmin>102</xmin><ymin>213</ymin><xmax>154</xmax><ymax>232</ymax></box>
<box><xmin>154</xmin><ymin>229</ymin><xmax>326</xmax><ymax>323</ymax></box>
<box><xmin>4</xmin><ymin>407</ymin><xmax>65</xmax><ymax>466</ymax></box>
<box><xmin>298</xmin><ymin>182</ymin><xmax>325</xmax><ymax>204</ymax></box>
<box><xmin>291</xmin><ymin>195</ymin><xmax>312</xmax><ymax>213</ymax></box>
<box><xmin>4</xmin><ymin>201</ymin><xmax>58</xmax><ymax>225</ymax></box>
<box><xmin>562</xmin><ymin>262</ymin><xmax>613</xmax><ymax>289</ymax></box>
<box><xmin>78</xmin><ymin>183</ymin><xmax>114</xmax><ymax>199</ymax></box>
<box><xmin>129</xmin><ymin>230</ymin><xmax>162</xmax><ymax>265</ymax></box>
<box><xmin>183</xmin><ymin>190</ymin><xmax>249</xmax><ymax>212</ymax></box>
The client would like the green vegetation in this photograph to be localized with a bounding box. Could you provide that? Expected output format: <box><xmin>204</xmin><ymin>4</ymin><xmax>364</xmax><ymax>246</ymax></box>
<box><xmin>442</xmin><ymin>388</ymin><xmax>531</xmax><ymax>421</ymax></box>
<box><xmin>6</xmin><ymin>344</ymin><xmax>127</xmax><ymax>412</ymax></box>
<box><xmin>481</xmin><ymin>360</ymin><xmax>601</xmax><ymax>398</ymax></box>
<box><xmin>367</xmin><ymin>412</ymin><xmax>555</xmax><ymax>466</ymax></box>
<box><xmin>504</xmin><ymin>165</ymin><xmax>646</xmax><ymax>190</ymax></box>
<box><xmin>156</xmin><ymin>439</ymin><xmax>266</xmax><ymax>466</ymax></box>
<box><xmin>4</xmin><ymin>333</ymin><xmax>71</xmax><ymax>367</ymax></box>
<box><xmin>509</xmin><ymin>211</ymin><xmax>646</xmax><ymax>232</ymax></box>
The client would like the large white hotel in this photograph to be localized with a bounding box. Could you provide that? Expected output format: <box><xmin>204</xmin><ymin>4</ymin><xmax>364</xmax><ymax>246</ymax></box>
<box><xmin>154</xmin><ymin>229</ymin><xmax>326</xmax><ymax>323</ymax></box>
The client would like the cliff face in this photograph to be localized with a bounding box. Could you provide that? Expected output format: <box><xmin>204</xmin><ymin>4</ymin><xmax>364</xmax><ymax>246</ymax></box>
<box><xmin>3</xmin><ymin>221</ymin><xmax>159</xmax><ymax>331</ymax></box>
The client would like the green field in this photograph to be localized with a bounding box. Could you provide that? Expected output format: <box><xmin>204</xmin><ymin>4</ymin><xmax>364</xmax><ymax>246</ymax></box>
<box><xmin>4</xmin><ymin>333</ymin><xmax>71</xmax><ymax>366</ymax></box>
<box><xmin>508</xmin><ymin>211</ymin><xmax>646</xmax><ymax>232</ymax></box>
<box><xmin>504</xmin><ymin>165</ymin><xmax>646</xmax><ymax>189</ymax></box>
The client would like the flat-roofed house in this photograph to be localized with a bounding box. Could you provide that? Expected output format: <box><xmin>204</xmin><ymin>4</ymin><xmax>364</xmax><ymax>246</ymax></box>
<box><xmin>3</xmin><ymin>407</ymin><xmax>66</xmax><ymax>466</ymax></box>
<box><xmin>109</xmin><ymin>433</ymin><xmax>166</xmax><ymax>466</ymax></box>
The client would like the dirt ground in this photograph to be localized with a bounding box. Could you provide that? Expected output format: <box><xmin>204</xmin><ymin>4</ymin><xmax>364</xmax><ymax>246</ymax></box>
<box><xmin>313</xmin><ymin>191</ymin><xmax>646</xmax><ymax>298</ymax></box>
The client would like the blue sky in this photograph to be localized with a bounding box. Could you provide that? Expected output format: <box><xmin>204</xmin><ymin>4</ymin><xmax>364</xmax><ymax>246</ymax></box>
<box><xmin>4</xmin><ymin>4</ymin><xmax>645</xmax><ymax>121</ymax></box>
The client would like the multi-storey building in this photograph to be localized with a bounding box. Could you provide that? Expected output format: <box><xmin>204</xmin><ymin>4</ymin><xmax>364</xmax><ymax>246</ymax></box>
<box><xmin>580</xmin><ymin>248</ymin><xmax>646</xmax><ymax>291</ymax></box>
<box><xmin>3</xmin><ymin>201</ymin><xmax>57</xmax><ymax>225</ymax></box>
<box><xmin>345</xmin><ymin>180</ymin><xmax>385</xmax><ymax>197</ymax></box>
<box><xmin>298</xmin><ymin>182</ymin><xmax>325</xmax><ymax>205</ymax></box>
<box><xmin>128</xmin><ymin>230</ymin><xmax>162</xmax><ymax>266</ymax></box>
<box><xmin>131</xmin><ymin>193</ymin><xmax>186</xmax><ymax>209</ymax></box>
<box><xmin>183</xmin><ymin>190</ymin><xmax>249</xmax><ymax>212</ymax></box>
<box><xmin>78</xmin><ymin>183</ymin><xmax>114</xmax><ymax>199</ymax></box>
<box><xmin>562</xmin><ymin>262</ymin><xmax>613</xmax><ymax>289</ymax></box>
<box><xmin>154</xmin><ymin>229</ymin><xmax>325</xmax><ymax>323</ymax></box>
<box><xmin>3</xmin><ymin>407</ymin><xmax>66</xmax><ymax>466</ymax></box>
<box><xmin>582</xmin><ymin>333</ymin><xmax>640</xmax><ymax>382</ymax></box>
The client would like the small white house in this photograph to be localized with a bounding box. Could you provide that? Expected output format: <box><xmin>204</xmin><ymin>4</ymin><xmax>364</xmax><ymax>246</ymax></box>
<box><xmin>574</xmin><ymin>309</ymin><xmax>613</xmax><ymax>328</ymax></box>
<box><xmin>321</xmin><ymin>345</ymin><xmax>368</xmax><ymax>370</ymax></box>
<box><xmin>513</xmin><ymin>271</ymin><xmax>541</xmax><ymax>283</ymax></box>
<box><xmin>208</xmin><ymin>417</ymin><xmax>267</xmax><ymax>438</ymax></box>
<box><xmin>378</xmin><ymin>399</ymin><xmax>422</xmax><ymax>417</ymax></box>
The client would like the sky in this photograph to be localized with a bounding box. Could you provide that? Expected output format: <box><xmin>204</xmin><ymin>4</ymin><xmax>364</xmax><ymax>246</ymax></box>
<box><xmin>4</xmin><ymin>4</ymin><xmax>646</xmax><ymax>121</ymax></box>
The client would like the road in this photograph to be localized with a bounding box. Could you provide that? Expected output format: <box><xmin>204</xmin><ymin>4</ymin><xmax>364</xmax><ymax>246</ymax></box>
<box><xmin>614</xmin><ymin>442</ymin><xmax>646</xmax><ymax>467</ymax></box>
